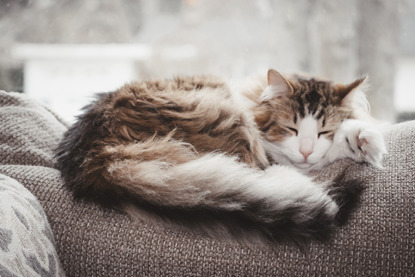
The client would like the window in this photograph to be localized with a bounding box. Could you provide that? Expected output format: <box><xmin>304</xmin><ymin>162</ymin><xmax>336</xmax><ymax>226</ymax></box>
<box><xmin>0</xmin><ymin>0</ymin><xmax>413</xmax><ymax>122</ymax></box>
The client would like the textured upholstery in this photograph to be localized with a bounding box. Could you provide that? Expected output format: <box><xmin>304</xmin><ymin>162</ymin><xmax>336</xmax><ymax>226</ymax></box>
<box><xmin>0</xmin><ymin>174</ymin><xmax>64</xmax><ymax>277</ymax></box>
<box><xmin>0</xmin><ymin>90</ymin><xmax>414</xmax><ymax>276</ymax></box>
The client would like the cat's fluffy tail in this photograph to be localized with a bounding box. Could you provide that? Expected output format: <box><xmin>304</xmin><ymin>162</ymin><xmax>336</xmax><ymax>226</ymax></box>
<box><xmin>57</xmin><ymin>135</ymin><xmax>363</xmax><ymax>243</ymax></box>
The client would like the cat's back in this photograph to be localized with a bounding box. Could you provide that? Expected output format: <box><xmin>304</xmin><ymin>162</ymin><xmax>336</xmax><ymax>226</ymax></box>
<box><xmin>108</xmin><ymin>75</ymin><xmax>232</xmax><ymax>116</ymax></box>
<box><xmin>94</xmin><ymin>76</ymin><xmax>237</xmax><ymax>139</ymax></box>
<box><xmin>56</xmin><ymin>75</ymin><xmax>268</xmax><ymax>176</ymax></box>
<box><xmin>64</xmin><ymin>75</ymin><xmax>258</xmax><ymax>149</ymax></box>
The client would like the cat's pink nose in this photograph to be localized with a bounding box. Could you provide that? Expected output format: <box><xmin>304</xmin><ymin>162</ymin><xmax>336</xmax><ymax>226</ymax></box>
<box><xmin>300</xmin><ymin>138</ymin><xmax>313</xmax><ymax>161</ymax></box>
<box><xmin>300</xmin><ymin>150</ymin><xmax>312</xmax><ymax>161</ymax></box>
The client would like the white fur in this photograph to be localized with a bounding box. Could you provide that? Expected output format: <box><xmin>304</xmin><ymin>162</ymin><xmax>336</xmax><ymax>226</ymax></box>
<box><xmin>263</xmin><ymin>115</ymin><xmax>332</xmax><ymax>172</ymax></box>
<box><xmin>260</xmin><ymin>85</ymin><xmax>280</xmax><ymax>102</ymax></box>
<box><xmin>260</xmin><ymin>115</ymin><xmax>386</xmax><ymax>173</ymax></box>
<box><xmin>343</xmin><ymin>80</ymin><xmax>371</xmax><ymax>117</ymax></box>
<box><xmin>326</xmin><ymin>119</ymin><xmax>387</xmax><ymax>168</ymax></box>
<box><xmin>109</xmin><ymin>153</ymin><xmax>338</xmax><ymax>223</ymax></box>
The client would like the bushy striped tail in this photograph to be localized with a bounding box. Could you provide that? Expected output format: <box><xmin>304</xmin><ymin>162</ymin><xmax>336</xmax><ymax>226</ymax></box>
<box><xmin>57</xmin><ymin>137</ymin><xmax>364</xmax><ymax>243</ymax></box>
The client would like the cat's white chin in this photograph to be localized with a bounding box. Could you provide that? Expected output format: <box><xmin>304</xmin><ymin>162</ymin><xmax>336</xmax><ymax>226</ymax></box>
<box><xmin>293</xmin><ymin>161</ymin><xmax>316</xmax><ymax>170</ymax></box>
<box><xmin>276</xmin><ymin>157</ymin><xmax>316</xmax><ymax>171</ymax></box>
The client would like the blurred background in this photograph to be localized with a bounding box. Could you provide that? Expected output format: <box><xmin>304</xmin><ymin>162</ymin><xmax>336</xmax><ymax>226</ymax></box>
<box><xmin>0</xmin><ymin>0</ymin><xmax>414</xmax><ymax>122</ymax></box>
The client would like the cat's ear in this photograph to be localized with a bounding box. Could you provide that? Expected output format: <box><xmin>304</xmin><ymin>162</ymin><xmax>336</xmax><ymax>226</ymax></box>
<box><xmin>260</xmin><ymin>69</ymin><xmax>294</xmax><ymax>102</ymax></box>
<box><xmin>335</xmin><ymin>76</ymin><xmax>370</xmax><ymax>112</ymax></box>
<box><xmin>335</xmin><ymin>76</ymin><xmax>368</xmax><ymax>101</ymax></box>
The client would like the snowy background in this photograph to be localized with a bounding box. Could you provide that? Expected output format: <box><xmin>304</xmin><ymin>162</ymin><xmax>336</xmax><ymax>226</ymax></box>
<box><xmin>0</xmin><ymin>0</ymin><xmax>414</xmax><ymax>123</ymax></box>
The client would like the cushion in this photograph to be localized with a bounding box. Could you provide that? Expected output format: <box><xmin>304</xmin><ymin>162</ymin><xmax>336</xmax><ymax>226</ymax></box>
<box><xmin>0</xmin><ymin>90</ymin><xmax>414</xmax><ymax>276</ymax></box>
<box><xmin>0</xmin><ymin>173</ymin><xmax>64</xmax><ymax>276</ymax></box>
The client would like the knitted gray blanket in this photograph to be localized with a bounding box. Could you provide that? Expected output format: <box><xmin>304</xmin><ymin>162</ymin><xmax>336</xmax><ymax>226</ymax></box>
<box><xmin>0</xmin><ymin>90</ymin><xmax>414</xmax><ymax>276</ymax></box>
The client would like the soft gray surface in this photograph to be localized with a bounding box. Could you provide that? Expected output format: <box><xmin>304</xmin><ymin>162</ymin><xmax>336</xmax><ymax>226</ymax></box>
<box><xmin>0</xmin><ymin>90</ymin><xmax>414</xmax><ymax>276</ymax></box>
<box><xmin>0</xmin><ymin>173</ymin><xmax>64</xmax><ymax>277</ymax></box>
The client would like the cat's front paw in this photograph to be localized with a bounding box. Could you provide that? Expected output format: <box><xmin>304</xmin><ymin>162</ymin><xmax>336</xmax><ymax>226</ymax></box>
<box><xmin>342</xmin><ymin>120</ymin><xmax>387</xmax><ymax>168</ymax></box>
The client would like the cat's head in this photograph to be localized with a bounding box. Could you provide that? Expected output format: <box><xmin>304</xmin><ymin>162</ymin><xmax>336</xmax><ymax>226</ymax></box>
<box><xmin>255</xmin><ymin>69</ymin><xmax>368</xmax><ymax>171</ymax></box>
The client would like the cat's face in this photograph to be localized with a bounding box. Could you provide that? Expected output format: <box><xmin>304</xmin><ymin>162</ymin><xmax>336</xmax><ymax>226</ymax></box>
<box><xmin>255</xmin><ymin>69</ymin><xmax>366</xmax><ymax>171</ymax></box>
<box><xmin>273</xmin><ymin>114</ymin><xmax>333</xmax><ymax>170</ymax></box>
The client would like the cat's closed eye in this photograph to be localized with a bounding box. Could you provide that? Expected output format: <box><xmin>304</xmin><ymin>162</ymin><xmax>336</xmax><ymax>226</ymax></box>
<box><xmin>318</xmin><ymin>131</ymin><xmax>330</xmax><ymax>138</ymax></box>
<box><xmin>287</xmin><ymin>127</ymin><xmax>298</xmax><ymax>136</ymax></box>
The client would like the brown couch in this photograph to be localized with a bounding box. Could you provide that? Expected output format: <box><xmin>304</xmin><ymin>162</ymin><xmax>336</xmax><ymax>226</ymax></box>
<box><xmin>0</xmin><ymin>90</ymin><xmax>414</xmax><ymax>276</ymax></box>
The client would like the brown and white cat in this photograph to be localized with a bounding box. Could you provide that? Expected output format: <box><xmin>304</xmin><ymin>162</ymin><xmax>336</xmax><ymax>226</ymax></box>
<box><xmin>55</xmin><ymin>69</ymin><xmax>386</xmax><ymax>242</ymax></box>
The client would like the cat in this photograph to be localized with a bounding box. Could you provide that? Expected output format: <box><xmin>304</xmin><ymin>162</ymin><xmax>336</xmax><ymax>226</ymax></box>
<box><xmin>55</xmin><ymin>69</ymin><xmax>386</xmax><ymax>243</ymax></box>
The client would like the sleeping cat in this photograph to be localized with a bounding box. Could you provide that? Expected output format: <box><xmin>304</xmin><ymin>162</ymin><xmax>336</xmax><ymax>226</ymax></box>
<box><xmin>55</xmin><ymin>69</ymin><xmax>386</xmax><ymax>242</ymax></box>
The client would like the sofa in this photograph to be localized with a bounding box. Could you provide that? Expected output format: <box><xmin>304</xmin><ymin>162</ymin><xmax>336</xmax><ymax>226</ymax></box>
<box><xmin>0</xmin><ymin>90</ymin><xmax>414</xmax><ymax>276</ymax></box>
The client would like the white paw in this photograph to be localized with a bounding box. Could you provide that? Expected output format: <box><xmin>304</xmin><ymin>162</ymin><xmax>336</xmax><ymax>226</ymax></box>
<box><xmin>341</xmin><ymin>120</ymin><xmax>387</xmax><ymax>168</ymax></box>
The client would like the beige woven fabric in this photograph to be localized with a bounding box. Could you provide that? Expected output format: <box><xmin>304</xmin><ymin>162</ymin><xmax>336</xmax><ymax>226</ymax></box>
<box><xmin>0</xmin><ymin>90</ymin><xmax>414</xmax><ymax>276</ymax></box>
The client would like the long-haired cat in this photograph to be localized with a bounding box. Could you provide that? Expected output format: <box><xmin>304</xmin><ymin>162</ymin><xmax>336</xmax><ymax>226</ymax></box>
<box><xmin>55</xmin><ymin>69</ymin><xmax>386</xmax><ymax>243</ymax></box>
